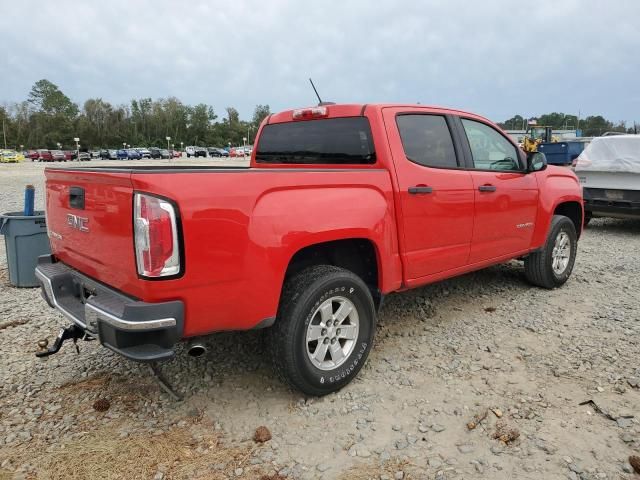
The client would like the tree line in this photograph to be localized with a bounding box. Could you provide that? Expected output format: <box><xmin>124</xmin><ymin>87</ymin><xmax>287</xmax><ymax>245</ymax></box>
<box><xmin>498</xmin><ymin>113</ymin><xmax>637</xmax><ymax>137</ymax></box>
<box><xmin>2</xmin><ymin>79</ymin><xmax>637</xmax><ymax>150</ymax></box>
<box><xmin>0</xmin><ymin>79</ymin><xmax>271</xmax><ymax>150</ymax></box>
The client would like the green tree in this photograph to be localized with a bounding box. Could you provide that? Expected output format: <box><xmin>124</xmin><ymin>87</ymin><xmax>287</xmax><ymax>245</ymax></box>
<box><xmin>25</xmin><ymin>80</ymin><xmax>78</xmax><ymax>147</ymax></box>
<box><xmin>252</xmin><ymin>104</ymin><xmax>270</xmax><ymax>129</ymax></box>
<box><xmin>28</xmin><ymin>79</ymin><xmax>78</xmax><ymax>117</ymax></box>
<box><xmin>0</xmin><ymin>105</ymin><xmax>10</xmax><ymax>148</ymax></box>
<box><xmin>537</xmin><ymin>112</ymin><xmax>578</xmax><ymax>130</ymax></box>
<box><xmin>498</xmin><ymin>115</ymin><xmax>526</xmax><ymax>130</ymax></box>
<box><xmin>226</xmin><ymin>107</ymin><xmax>240</xmax><ymax>125</ymax></box>
<box><xmin>188</xmin><ymin>104</ymin><xmax>216</xmax><ymax>144</ymax></box>
<box><xmin>579</xmin><ymin>116</ymin><xmax>613</xmax><ymax>137</ymax></box>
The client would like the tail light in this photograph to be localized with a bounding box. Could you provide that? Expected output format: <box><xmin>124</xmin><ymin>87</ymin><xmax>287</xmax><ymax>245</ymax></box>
<box><xmin>134</xmin><ymin>193</ymin><xmax>181</xmax><ymax>278</ymax></box>
<box><xmin>292</xmin><ymin>106</ymin><xmax>328</xmax><ymax>120</ymax></box>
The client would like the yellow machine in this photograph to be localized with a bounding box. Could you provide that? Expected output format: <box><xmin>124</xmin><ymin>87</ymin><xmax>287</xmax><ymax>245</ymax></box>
<box><xmin>522</xmin><ymin>126</ymin><xmax>554</xmax><ymax>153</ymax></box>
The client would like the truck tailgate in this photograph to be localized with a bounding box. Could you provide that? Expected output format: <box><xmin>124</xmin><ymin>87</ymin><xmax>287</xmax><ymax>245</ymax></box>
<box><xmin>45</xmin><ymin>168</ymin><xmax>136</xmax><ymax>289</ymax></box>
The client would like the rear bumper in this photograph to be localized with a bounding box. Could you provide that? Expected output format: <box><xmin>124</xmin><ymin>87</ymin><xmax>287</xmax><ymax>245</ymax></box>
<box><xmin>35</xmin><ymin>255</ymin><xmax>184</xmax><ymax>362</ymax></box>
<box><xmin>583</xmin><ymin>187</ymin><xmax>640</xmax><ymax>219</ymax></box>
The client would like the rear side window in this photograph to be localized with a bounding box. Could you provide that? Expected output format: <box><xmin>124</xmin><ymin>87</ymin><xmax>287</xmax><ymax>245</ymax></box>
<box><xmin>255</xmin><ymin>117</ymin><xmax>376</xmax><ymax>164</ymax></box>
<box><xmin>396</xmin><ymin>114</ymin><xmax>458</xmax><ymax>168</ymax></box>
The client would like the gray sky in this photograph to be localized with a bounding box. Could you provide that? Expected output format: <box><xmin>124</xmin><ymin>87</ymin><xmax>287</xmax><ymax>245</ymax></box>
<box><xmin>2</xmin><ymin>0</ymin><xmax>640</xmax><ymax>124</ymax></box>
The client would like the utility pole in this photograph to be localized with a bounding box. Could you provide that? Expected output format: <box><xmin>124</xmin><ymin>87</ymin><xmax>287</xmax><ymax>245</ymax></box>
<box><xmin>577</xmin><ymin>110</ymin><xmax>581</xmax><ymax>131</ymax></box>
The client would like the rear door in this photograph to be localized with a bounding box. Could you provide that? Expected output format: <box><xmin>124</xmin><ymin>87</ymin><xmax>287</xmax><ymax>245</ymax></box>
<box><xmin>382</xmin><ymin>107</ymin><xmax>475</xmax><ymax>280</ymax></box>
<box><xmin>45</xmin><ymin>168</ymin><xmax>137</xmax><ymax>287</ymax></box>
<box><xmin>455</xmin><ymin>117</ymin><xmax>539</xmax><ymax>263</ymax></box>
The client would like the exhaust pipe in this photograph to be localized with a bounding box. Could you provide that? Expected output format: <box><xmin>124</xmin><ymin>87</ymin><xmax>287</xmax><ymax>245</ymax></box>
<box><xmin>187</xmin><ymin>341</ymin><xmax>207</xmax><ymax>358</ymax></box>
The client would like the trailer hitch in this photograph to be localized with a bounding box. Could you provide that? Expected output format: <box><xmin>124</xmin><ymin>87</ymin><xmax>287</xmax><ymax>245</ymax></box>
<box><xmin>36</xmin><ymin>324</ymin><xmax>92</xmax><ymax>358</ymax></box>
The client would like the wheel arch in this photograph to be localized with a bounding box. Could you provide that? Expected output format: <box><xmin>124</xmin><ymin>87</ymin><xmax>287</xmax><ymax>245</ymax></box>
<box><xmin>553</xmin><ymin>200</ymin><xmax>584</xmax><ymax>238</ymax></box>
<box><xmin>282</xmin><ymin>238</ymin><xmax>383</xmax><ymax>310</ymax></box>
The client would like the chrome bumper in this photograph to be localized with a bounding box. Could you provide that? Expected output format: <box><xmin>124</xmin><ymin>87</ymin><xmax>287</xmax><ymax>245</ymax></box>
<box><xmin>35</xmin><ymin>256</ymin><xmax>184</xmax><ymax>362</ymax></box>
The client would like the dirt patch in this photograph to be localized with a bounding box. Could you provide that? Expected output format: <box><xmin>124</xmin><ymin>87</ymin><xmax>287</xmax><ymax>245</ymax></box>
<box><xmin>5</xmin><ymin>422</ymin><xmax>267</xmax><ymax>480</ymax></box>
<box><xmin>0</xmin><ymin>318</ymin><xmax>30</xmax><ymax>330</ymax></box>
<box><xmin>58</xmin><ymin>373</ymin><xmax>158</xmax><ymax>411</ymax></box>
<box><xmin>340</xmin><ymin>459</ymin><xmax>411</xmax><ymax>480</ymax></box>
<box><xmin>58</xmin><ymin>373</ymin><xmax>113</xmax><ymax>392</ymax></box>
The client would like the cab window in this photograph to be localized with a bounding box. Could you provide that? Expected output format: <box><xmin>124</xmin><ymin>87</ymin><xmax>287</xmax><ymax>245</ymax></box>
<box><xmin>461</xmin><ymin>119</ymin><xmax>521</xmax><ymax>171</ymax></box>
<box><xmin>396</xmin><ymin>114</ymin><xmax>458</xmax><ymax>169</ymax></box>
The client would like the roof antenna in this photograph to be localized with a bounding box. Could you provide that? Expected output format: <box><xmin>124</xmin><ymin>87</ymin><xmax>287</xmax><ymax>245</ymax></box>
<box><xmin>309</xmin><ymin>78</ymin><xmax>335</xmax><ymax>106</ymax></box>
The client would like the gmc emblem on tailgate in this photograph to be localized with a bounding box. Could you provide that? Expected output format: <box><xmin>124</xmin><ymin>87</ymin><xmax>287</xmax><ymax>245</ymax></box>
<box><xmin>67</xmin><ymin>213</ymin><xmax>89</xmax><ymax>232</ymax></box>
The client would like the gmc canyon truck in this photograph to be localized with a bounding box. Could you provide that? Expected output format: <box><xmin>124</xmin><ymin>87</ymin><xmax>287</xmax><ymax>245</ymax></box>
<box><xmin>35</xmin><ymin>104</ymin><xmax>583</xmax><ymax>396</ymax></box>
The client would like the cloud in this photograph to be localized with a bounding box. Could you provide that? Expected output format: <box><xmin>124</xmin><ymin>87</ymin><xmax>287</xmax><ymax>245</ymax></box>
<box><xmin>2</xmin><ymin>0</ymin><xmax>639</xmax><ymax>122</ymax></box>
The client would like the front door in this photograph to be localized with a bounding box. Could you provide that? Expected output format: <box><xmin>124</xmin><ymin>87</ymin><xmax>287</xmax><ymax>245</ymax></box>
<box><xmin>457</xmin><ymin>117</ymin><xmax>539</xmax><ymax>263</ymax></box>
<box><xmin>383</xmin><ymin>108</ymin><xmax>475</xmax><ymax>280</ymax></box>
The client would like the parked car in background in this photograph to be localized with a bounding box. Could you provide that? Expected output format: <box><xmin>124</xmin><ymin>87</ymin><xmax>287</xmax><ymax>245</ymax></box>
<box><xmin>78</xmin><ymin>152</ymin><xmax>91</xmax><ymax>161</ymax></box>
<box><xmin>208</xmin><ymin>147</ymin><xmax>229</xmax><ymax>157</ymax></box>
<box><xmin>51</xmin><ymin>150</ymin><xmax>66</xmax><ymax>162</ymax></box>
<box><xmin>160</xmin><ymin>149</ymin><xmax>171</xmax><ymax>159</ymax></box>
<box><xmin>575</xmin><ymin>135</ymin><xmax>640</xmax><ymax>223</ymax></box>
<box><xmin>229</xmin><ymin>147</ymin><xmax>246</xmax><ymax>157</ymax></box>
<box><xmin>0</xmin><ymin>149</ymin><xmax>25</xmax><ymax>163</ymax></box>
<box><xmin>99</xmin><ymin>149</ymin><xmax>120</xmax><ymax>160</ymax></box>
<box><xmin>186</xmin><ymin>146</ymin><xmax>207</xmax><ymax>158</ymax></box>
<box><xmin>117</xmin><ymin>149</ymin><xmax>129</xmax><ymax>160</ymax></box>
<box><xmin>91</xmin><ymin>150</ymin><xmax>100</xmax><ymax>159</ymax></box>
<box><xmin>171</xmin><ymin>150</ymin><xmax>182</xmax><ymax>158</ymax></box>
<box><xmin>137</xmin><ymin>148</ymin><xmax>151</xmax><ymax>159</ymax></box>
<box><xmin>27</xmin><ymin>150</ymin><xmax>39</xmax><ymax>161</ymax></box>
<box><xmin>196</xmin><ymin>146</ymin><xmax>208</xmax><ymax>157</ymax></box>
<box><xmin>37</xmin><ymin>149</ymin><xmax>53</xmax><ymax>162</ymax></box>
<box><xmin>126</xmin><ymin>149</ymin><xmax>142</xmax><ymax>160</ymax></box>
<box><xmin>63</xmin><ymin>151</ymin><xmax>76</xmax><ymax>161</ymax></box>
<box><xmin>149</xmin><ymin>147</ymin><xmax>162</xmax><ymax>159</ymax></box>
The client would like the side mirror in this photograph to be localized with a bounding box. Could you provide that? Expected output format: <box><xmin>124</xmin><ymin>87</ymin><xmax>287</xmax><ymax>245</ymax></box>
<box><xmin>527</xmin><ymin>151</ymin><xmax>547</xmax><ymax>172</ymax></box>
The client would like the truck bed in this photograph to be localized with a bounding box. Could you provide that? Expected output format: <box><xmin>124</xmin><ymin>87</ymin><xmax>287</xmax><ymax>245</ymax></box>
<box><xmin>44</xmin><ymin>165</ymin><xmax>398</xmax><ymax>337</ymax></box>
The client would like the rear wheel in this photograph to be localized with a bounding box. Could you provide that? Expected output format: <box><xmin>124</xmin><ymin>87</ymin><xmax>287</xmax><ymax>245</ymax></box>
<box><xmin>268</xmin><ymin>265</ymin><xmax>376</xmax><ymax>396</ymax></box>
<box><xmin>524</xmin><ymin>215</ymin><xmax>577</xmax><ymax>289</ymax></box>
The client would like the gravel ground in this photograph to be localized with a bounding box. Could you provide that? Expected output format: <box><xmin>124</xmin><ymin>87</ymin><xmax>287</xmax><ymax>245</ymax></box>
<box><xmin>1</xmin><ymin>160</ymin><xmax>639</xmax><ymax>480</ymax></box>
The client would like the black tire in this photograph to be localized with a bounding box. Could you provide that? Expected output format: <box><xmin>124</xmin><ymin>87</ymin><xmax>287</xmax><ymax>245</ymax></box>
<box><xmin>268</xmin><ymin>265</ymin><xmax>376</xmax><ymax>396</ymax></box>
<box><xmin>524</xmin><ymin>215</ymin><xmax>577</xmax><ymax>289</ymax></box>
<box><xmin>584</xmin><ymin>211</ymin><xmax>592</xmax><ymax>227</ymax></box>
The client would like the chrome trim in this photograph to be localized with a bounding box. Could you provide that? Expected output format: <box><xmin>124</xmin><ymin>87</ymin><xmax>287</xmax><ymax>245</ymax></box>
<box><xmin>36</xmin><ymin>267</ymin><xmax>177</xmax><ymax>332</ymax></box>
<box><xmin>35</xmin><ymin>267</ymin><xmax>88</xmax><ymax>329</ymax></box>
<box><xmin>85</xmin><ymin>303</ymin><xmax>176</xmax><ymax>331</ymax></box>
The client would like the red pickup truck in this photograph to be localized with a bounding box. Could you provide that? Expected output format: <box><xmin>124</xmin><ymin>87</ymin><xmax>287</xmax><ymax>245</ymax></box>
<box><xmin>36</xmin><ymin>103</ymin><xmax>583</xmax><ymax>395</ymax></box>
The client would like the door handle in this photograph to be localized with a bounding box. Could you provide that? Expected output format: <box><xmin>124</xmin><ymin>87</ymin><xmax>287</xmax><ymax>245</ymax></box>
<box><xmin>478</xmin><ymin>184</ymin><xmax>497</xmax><ymax>192</ymax></box>
<box><xmin>408</xmin><ymin>186</ymin><xmax>433</xmax><ymax>194</ymax></box>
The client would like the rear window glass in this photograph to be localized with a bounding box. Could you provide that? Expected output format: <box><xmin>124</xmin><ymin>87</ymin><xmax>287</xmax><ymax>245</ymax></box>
<box><xmin>255</xmin><ymin>117</ymin><xmax>376</xmax><ymax>164</ymax></box>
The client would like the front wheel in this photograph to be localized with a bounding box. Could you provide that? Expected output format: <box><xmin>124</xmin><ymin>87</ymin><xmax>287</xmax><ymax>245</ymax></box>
<box><xmin>524</xmin><ymin>215</ymin><xmax>577</xmax><ymax>289</ymax></box>
<box><xmin>268</xmin><ymin>265</ymin><xmax>376</xmax><ymax>396</ymax></box>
